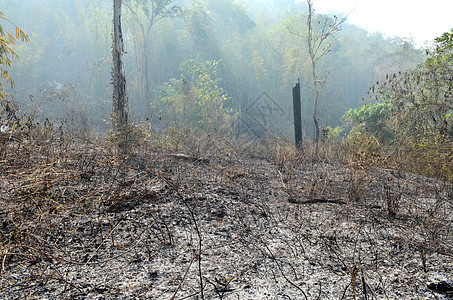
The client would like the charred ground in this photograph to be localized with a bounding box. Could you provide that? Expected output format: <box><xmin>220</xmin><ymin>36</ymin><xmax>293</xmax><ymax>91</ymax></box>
<box><xmin>0</xmin><ymin>134</ymin><xmax>452</xmax><ymax>299</ymax></box>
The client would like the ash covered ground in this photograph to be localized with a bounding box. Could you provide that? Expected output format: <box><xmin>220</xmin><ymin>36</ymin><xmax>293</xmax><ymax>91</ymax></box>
<box><xmin>1</xmin><ymin>143</ymin><xmax>452</xmax><ymax>299</ymax></box>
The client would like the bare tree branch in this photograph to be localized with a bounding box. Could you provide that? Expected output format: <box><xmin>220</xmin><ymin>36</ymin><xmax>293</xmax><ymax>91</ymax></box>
<box><xmin>303</xmin><ymin>0</ymin><xmax>347</xmax><ymax>143</ymax></box>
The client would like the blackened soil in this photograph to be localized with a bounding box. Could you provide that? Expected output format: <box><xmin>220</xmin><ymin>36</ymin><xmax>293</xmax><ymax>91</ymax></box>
<box><xmin>1</xmin><ymin>149</ymin><xmax>452</xmax><ymax>299</ymax></box>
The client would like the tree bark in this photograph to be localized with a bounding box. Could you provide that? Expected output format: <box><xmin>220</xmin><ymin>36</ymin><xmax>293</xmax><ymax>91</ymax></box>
<box><xmin>293</xmin><ymin>79</ymin><xmax>302</xmax><ymax>147</ymax></box>
<box><xmin>304</xmin><ymin>0</ymin><xmax>345</xmax><ymax>143</ymax></box>
<box><xmin>112</xmin><ymin>0</ymin><xmax>129</xmax><ymax>127</ymax></box>
<box><xmin>307</xmin><ymin>0</ymin><xmax>320</xmax><ymax>143</ymax></box>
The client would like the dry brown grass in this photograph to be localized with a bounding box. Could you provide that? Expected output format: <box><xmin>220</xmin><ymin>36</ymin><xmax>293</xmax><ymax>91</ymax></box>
<box><xmin>0</xmin><ymin>121</ymin><xmax>452</xmax><ymax>298</ymax></box>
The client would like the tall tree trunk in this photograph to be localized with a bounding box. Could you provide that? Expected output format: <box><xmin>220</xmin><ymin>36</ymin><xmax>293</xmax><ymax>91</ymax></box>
<box><xmin>112</xmin><ymin>0</ymin><xmax>129</xmax><ymax>128</ymax></box>
<box><xmin>293</xmin><ymin>79</ymin><xmax>302</xmax><ymax>147</ymax></box>
<box><xmin>144</xmin><ymin>50</ymin><xmax>151</xmax><ymax>116</ymax></box>
<box><xmin>143</xmin><ymin>22</ymin><xmax>153</xmax><ymax>118</ymax></box>
<box><xmin>307</xmin><ymin>0</ymin><xmax>320</xmax><ymax>143</ymax></box>
<box><xmin>311</xmin><ymin>60</ymin><xmax>320</xmax><ymax>143</ymax></box>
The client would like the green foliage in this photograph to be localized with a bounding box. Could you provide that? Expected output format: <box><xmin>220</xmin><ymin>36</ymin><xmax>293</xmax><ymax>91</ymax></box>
<box><xmin>345</xmin><ymin>28</ymin><xmax>453</xmax><ymax>179</ymax></box>
<box><xmin>370</xmin><ymin>31</ymin><xmax>453</xmax><ymax>142</ymax></box>
<box><xmin>180</xmin><ymin>0</ymin><xmax>213</xmax><ymax>56</ymax></box>
<box><xmin>128</xmin><ymin>0</ymin><xmax>179</xmax><ymax>18</ymax></box>
<box><xmin>323</xmin><ymin>125</ymin><xmax>344</xmax><ymax>140</ymax></box>
<box><xmin>159</xmin><ymin>59</ymin><xmax>234</xmax><ymax>131</ymax></box>
<box><xmin>428</xmin><ymin>29</ymin><xmax>453</xmax><ymax>66</ymax></box>
<box><xmin>0</xmin><ymin>11</ymin><xmax>29</xmax><ymax>100</ymax></box>
<box><xmin>124</xmin><ymin>0</ymin><xmax>180</xmax><ymax>119</ymax></box>
<box><xmin>0</xmin><ymin>0</ymin><xmax>425</xmax><ymax>139</ymax></box>
<box><xmin>343</xmin><ymin>101</ymin><xmax>394</xmax><ymax>141</ymax></box>
<box><xmin>206</xmin><ymin>0</ymin><xmax>255</xmax><ymax>35</ymax></box>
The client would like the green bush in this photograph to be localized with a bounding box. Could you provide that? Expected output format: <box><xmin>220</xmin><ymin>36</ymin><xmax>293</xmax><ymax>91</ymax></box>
<box><xmin>343</xmin><ymin>101</ymin><xmax>394</xmax><ymax>142</ymax></box>
<box><xmin>159</xmin><ymin>59</ymin><xmax>235</xmax><ymax>132</ymax></box>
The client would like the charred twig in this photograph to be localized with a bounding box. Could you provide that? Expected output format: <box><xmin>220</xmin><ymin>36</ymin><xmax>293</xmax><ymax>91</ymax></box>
<box><xmin>170</xmin><ymin>253</ymin><xmax>198</xmax><ymax>300</ymax></box>
<box><xmin>263</xmin><ymin>244</ymin><xmax>308</xmax><ymax>300</ymax></box>
<box><xmin>163</xmin><ymin>176</ymin><xmax>205</xmax><ymax>300</ymax></box>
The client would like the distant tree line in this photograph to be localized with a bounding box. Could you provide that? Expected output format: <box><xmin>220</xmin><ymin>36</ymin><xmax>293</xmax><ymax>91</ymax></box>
<box><xmin>1</xmin><ymin>0</ymin><xmax>424</xmax><ymax>138</ymax></box>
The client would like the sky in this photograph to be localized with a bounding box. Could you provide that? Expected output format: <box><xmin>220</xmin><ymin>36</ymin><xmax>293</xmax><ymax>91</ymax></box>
<box><xmin>307</xmin><ymin>0</ymin><xmax>453</xmax><ymax>47</ymax></box>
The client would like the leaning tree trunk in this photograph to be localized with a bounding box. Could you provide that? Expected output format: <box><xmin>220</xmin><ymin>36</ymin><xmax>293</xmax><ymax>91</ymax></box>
<box><xmin>112</xmin><ymin>0</ymin><xmax>129</xmax><ymax>128</ymax></box>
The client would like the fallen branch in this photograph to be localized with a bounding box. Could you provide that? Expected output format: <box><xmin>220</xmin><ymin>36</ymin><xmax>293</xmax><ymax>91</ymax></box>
<box><xmin>288</xmin><ymin>198</ymin><xmax>346</xmax><ymax>205</ymax></box>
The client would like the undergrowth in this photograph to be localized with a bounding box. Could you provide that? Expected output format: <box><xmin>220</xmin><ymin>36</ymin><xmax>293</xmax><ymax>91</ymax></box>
<box><xmin>0</xmin><ymin>99</ymin><xmax>452</xmax><ymax>299</ymax></box>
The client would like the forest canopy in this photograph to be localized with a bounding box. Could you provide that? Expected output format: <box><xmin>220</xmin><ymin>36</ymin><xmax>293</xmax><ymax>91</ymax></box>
<box><xmin>0</xmin><ymin>0</ymin><xmax>427</xmax><ymax>137</ymax></box>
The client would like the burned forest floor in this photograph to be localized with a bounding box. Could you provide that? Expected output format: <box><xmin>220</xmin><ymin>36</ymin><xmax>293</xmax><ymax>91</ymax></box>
<box><xmin>0</xmin><ymin>135</ymin><xmax>452</xmax><ymax>299</ymax></box>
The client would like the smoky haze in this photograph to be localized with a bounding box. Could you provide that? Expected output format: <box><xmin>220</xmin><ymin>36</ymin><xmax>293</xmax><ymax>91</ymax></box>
<box><xmin>1</xmin><ymin>0</ymin><xmax>425</xmax><ymax>135</ymax></box>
